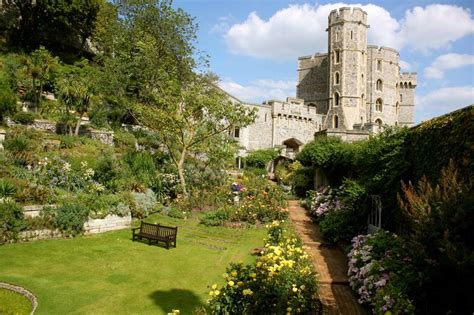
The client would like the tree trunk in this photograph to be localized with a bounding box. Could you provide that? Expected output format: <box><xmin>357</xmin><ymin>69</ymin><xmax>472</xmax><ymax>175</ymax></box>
<box><xmin>74</xmin><ymin>113</ymin><xmax>83</xmax><ymax>136</ymax></box>
<box><xmin>177</xmin><ymin>148</ymin><xmax>187</xmax><ymax>196</ymax></box>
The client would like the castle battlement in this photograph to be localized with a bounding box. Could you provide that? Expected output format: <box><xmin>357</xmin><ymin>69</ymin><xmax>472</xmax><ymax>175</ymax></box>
<box><xmin>400</xmin><ymin>73</ymin><xmax>417</xmax><ymax>86</ymax></box>
<box><xmin>329</xmin><ymin>7</ymin><xmax>367</xmax><ymax>25</ymax></box>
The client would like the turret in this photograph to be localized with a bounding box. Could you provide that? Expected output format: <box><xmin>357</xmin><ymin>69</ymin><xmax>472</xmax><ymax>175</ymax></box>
<box><xmin>326</xmin><ymin>7</ymin><xmax>369</xmax><ymax>130</ymax></box>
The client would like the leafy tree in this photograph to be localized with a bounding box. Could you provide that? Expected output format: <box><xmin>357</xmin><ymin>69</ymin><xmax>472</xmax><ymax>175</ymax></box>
<box><xmin>245</xmin><ymin>148</ymin><xmax>280</xmax><ymax>169</ymax></box>
<box><xmin>134</xmin><ymin>74</ymin><xmax>256</xmax><ymax>195</ymax></box>
<box><xmin>55</xmin><ymin>60</ymin><xmax>97</xmax><ymax>135</ymax></box>
<box><xmin>21</xmin><ymin>47</ymin><xmax>59</xmax><ymax>111</ymax></box>
<box><xmin>0</xmin><ymin>0</ymin><xmax>103</xmax><ymax>55</ymax></box>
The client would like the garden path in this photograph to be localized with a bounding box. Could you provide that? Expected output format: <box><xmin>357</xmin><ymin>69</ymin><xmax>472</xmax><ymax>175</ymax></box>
<box><xmin>287</xmin><ymin>200</ymin><xmax>367</xmax><ymax>315</ymax></box>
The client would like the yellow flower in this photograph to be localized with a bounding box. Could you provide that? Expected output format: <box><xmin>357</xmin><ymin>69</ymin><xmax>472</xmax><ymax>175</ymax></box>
<box><xmin>292</xmin><ymin>287</ymin><xmax>298</xmax><ymax>292</ymax></box>
<box><xmin>242</xmin><ymin>289</ymin><xmax>253</xmax><ymax>296</ymax></box>
<box><xmin>287</xmin><ymin>307</ymin><xmax>292</xmax><ymax>312</ymax></box>
<box><xmin>251</xmin><ymin>273</ymin><xmax>257</xmax><ymax>279</ymax></box>
<box><xmin>231</xmin><ymin>271</ymin><xmax>238</xmax><ymax>277</ymax></box>
<box><xmin>237</xmin><ymin>281</ymin><xmax>244</xmax><ymax>287</ymax></box>
<box><xmin>209</xmin><ymin>291</ymin><xmax>214</xmax><ymax>296</ymax></box>
<box><xmin>214</xmin><ymin>290</ymin><xmax>220</xmax><ymax>296</ymax></box>
<box><xmin>228</xmin><ymin>280</ymin><xmax>235</xmax><ymax>287</ymax></box>
<box><xmin>211</xmin><ymin>284</ymin><xmax>218</xmax><ymax>290</ymax></box>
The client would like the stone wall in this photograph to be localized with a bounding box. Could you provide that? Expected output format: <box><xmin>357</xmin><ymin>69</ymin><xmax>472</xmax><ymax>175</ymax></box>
<box><xmin>84</xmin><ymin>214</ymin><xmax>132</xmax><ymax>234</ymax></box>
<box><xmin>0</xmin><ymin>128</ymin><xmax>5</xmax><ymax>150</ymax></box>
<box><xmin>31</xmin><ymin>119</ymin><xmax>57</xmax><ymax>133</ymax></box>
<box><xmin>18</xmin><ymin>212</ymin><xmax>131</xmax><ymax>241</ymax></box>
<box><xmin>23</xmin><ymin>205</ymin><xmax>56</xmax><ymax>218</ymax></box>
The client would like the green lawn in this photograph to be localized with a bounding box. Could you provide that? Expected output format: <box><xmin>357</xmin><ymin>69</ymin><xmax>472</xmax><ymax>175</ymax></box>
<box><xmin>0</xmin><ymin>214</ymin><xmax>267</xmax><ymax>314</ymax></box>
<box><xmin>0</xmin><ymin>288</ymin><xmax>32</xmax><ymax>315</ymax></box>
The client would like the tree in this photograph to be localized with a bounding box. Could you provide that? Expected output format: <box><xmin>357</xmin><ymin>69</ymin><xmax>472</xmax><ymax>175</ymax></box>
<box><xmin>55</xmin><ymin>60</ymin><xmax>97</xmax><ymax>135</ymax></box>
<box><xmin>134</xmin><ymin>74</ymin><xmax>256</xmax><ymax>195</ymax></box>
<box><xmin>21</xmin><ymin>47</ymin><xmax>59</xmax><ymax>112</ymax></box>
<box><xmin>0</xmin><ymin>74</ymin><xmax>17</xmax><ymax>121</ymax></box>
<box><xmin>0</xmin><ymin>0</ymin><xmax>104</xmax><ymax>55</ymax></box>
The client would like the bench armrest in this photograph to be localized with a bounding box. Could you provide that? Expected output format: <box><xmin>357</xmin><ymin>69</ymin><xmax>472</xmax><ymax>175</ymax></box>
<box><xmin>131</xmin><ymin>227</ymin><xmax>140</xmax><ymax>231</ymax></box>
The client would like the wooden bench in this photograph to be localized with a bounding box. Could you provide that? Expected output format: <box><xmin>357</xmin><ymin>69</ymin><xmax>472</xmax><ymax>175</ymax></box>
<box><xmin>132</xmin><ymin>222</ymin><xmax>178</xmax><ymax>249</ymax></box>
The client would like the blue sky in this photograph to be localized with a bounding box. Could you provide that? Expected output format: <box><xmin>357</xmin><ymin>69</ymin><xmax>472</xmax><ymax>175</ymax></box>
<box><xmin>174</xmin><ymin>0</ymin><xmax>474</xmax><ymax>122</ymax></box>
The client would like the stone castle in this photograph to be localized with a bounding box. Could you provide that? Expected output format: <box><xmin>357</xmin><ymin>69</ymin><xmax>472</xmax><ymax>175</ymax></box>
<box><xmin>226</xmin><ymin>7</ymin><xmax>417</xmax><ymax>160</ymax></box>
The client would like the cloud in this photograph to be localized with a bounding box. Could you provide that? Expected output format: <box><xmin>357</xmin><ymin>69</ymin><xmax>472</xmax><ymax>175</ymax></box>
<box><xmin>416</xmin><ymin>86</ymin><xmax>474</xmax><ymax>121</ymax></box>
<box><xmin>399</xmin><ymin>60</ymin><xmax>411</xmax><ymax>71</ymax></box>
<box><xmin>219</xmin><ymin>3</ymin><xmax>474</xmax><ymax>61</ymax></box>
<box><xmin>218</xmin><ymin>79</ymin><xmax>296</xmax><ymax>103</ymax></box>
<box><xmin>399</xmin><ymin>5</ymin><xmax>474</xmax><ymax>52</ymax></box>
<box><xmin>424</xmin><ymin>53</ymin><xmax>474</xmax><ymax>79</ymax></box>
<box><xmin>211</xmin><ymin>15</ymin><xmax>235</xmax><ymax>34</ymax></box>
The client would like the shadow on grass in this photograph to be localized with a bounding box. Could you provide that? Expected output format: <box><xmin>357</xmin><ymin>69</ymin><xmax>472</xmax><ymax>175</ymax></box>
<box><xmin>149</xmin><ymin>289</ymin><xmax>206</xmax><ymax>314</ymax></box>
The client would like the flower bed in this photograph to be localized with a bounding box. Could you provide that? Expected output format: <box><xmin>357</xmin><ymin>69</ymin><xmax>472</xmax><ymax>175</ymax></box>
<box><xmin>207</xmin><ymin>221</ymin><xmax>319</xmax><ymax>314</ymax></box>
<box><xmin>347</xmin><ymin>230</ymin><xmax>416</xmax><ymax>314</ymax></box>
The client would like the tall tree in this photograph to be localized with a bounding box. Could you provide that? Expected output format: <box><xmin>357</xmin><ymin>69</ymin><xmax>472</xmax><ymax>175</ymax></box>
<box><xmin>55</xmin><ymin>60</ymin><xmax>97</xmax><ymax>135</ymax></box>
<box><xmin>134</xmin><ymin>74</ymin><xmax>256</xmax><ymax>195</ymax></box>
<box><xmin>21</xmin><ymin>46</ymin><xmax>59</xmax><ymax>112</ymax></box>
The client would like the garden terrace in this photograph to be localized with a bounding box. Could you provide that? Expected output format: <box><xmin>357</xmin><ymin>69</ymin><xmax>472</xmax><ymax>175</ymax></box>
<box><xmin>0</xmin><ymin>214</ymin><xmax>267</xmax><ymax>314</ymax></box>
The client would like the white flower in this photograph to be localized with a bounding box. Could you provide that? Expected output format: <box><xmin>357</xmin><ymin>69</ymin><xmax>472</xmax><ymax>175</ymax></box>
<box><xmin>62</xmin><ymin>162</ymin><xmax>71</xmax><ymax>172</ymax></box>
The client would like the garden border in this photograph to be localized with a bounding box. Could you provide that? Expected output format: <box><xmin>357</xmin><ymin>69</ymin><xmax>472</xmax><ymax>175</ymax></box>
<box><xmin>0</xmin><ymin>281</ymin><xmax>38</xmax><ymax>314</ymax></box>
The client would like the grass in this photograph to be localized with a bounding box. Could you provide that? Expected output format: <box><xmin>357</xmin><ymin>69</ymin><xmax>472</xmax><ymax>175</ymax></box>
<box><xmin>0</xmin><ymin>288</ymin><xmax>32</xmax><ymax>315</ymax></box>
<box><xmin>0</xmin><ymin>214</ymin><xmax>267</xmax><ymax>314</ymax></box>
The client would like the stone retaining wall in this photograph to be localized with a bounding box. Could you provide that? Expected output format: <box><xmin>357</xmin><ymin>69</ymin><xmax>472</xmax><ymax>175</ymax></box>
<box><xmin>19</xmin><ymin>211</ymin><xmax>131</xmax><ymax>241</ymax></box>
<box><xmin>84</xmin><ymin>214</ymin><xmax>132</xmax><ymax>234</ymax></box>
<box><xmin>23</xmin><ymin>205</ymin><xmax>56</xmax><ymax>218</ymax></box>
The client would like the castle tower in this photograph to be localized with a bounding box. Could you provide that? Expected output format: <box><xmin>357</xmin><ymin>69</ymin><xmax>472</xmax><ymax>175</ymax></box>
<box><xmin>325</xmin><ymin>7</ymin><xmax>369</xmax><ymax>130</ymax></box>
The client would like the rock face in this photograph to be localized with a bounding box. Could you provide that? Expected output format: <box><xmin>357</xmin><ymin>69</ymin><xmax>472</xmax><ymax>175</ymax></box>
<box><xmin>231</xmin><ymin>7</ymin><xmax>417</xmax><ymax>157</ymax></box>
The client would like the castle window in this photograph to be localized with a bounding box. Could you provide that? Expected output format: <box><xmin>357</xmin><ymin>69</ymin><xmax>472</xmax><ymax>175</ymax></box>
<box><xmin>409</xmin><ymin>82</ymin><xmax>412</xmax><ymax>88</ymax></box>
<box><xmin>350</xmin><ymin>30</ymin><xmax>353</xmax><ymax>40</ymax></box>
<box><xmin>234</xmin><ymin>127</ymin><xmax>240</xmax><ymax>138</ymax></box>
<box><xmin>360</xmin><ymin>116</ymin><xmax>364</xmax><ymax>124</ymax></box>
<box><xmin>376</xmin><ymin>79</ymin><xmax>383</xmax><ymax>91</ymax></box>
<box><xmin>334</xmin><ymin>92</ymin><xmax>340</xmax><ymax>107</ymax></box>
<box><xmin>361</xmin><ymin>93</ymin><xmax>365</xmax><ymax>108</ymax></box>
<box><xmin>361</xmin><ymin>73</ymin><xmax>364</xmax><ymax>81</ymax></box>
<box><xmin>396</xmin><ymin>102</ymin><xmax>400</xmax><ymax>115</ymax></box>
<box><xmin>333</xmin><ymin>115</ymin><xmax>339</xmax><ymax>128</ymax></box>
<box><xmin>335</xmin><ymin>31</ymin><xmax>339</xmax><ymax>41</ymax></box>
<box><xmin>375</xmin><ymin>118</ymin><xmax>383</xmax><ymax>131</ymax></box>
<box><xmin>377</xmin><ymin>60</ymin><xmax>382</xmax><ymax>71</ymax></box>
<box><xmin>375</xmin><ymin>98</ymin><xmax>383</xmax><ymax>112</ymax></box>
<box><xmin>400</xmin><ymin>94</ymin><xmax>403</xmax><ymax>102</ymax></box>
<box><xmin>335</xmin><ymin>50</ymin><xmax>340</xmax><ymax>63</ymax></box>
<box><xmin>335</xmin><ymin>72</ymin><xmax>340</xmax><ymax>85</ymax></box>
<box><xmin>404</xmin><ymin>82</ymin><xmax>408</xmax><ymax>88</ymax></box>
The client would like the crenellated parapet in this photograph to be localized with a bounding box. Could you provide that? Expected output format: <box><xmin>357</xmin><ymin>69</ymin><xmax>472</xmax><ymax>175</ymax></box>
<box><xmin>328</xmin><ymin>7</ymin><xmax>368</xmax><ymax>26</ymax></box>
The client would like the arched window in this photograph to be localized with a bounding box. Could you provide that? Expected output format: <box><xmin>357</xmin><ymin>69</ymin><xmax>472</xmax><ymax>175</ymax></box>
<box><xmin>361</xmin><ymin>93</ymin><xmax>365</xmax><ymax>109</ymax></box>
<box><xmin>376</xmin><ymin>98</ymin><xmax>383</xmax><ymax>112</ymax></box>
<box><xmin>377</xmin><ymin>60</ymin><xmax>382</xmax><ymax>71</ymax></box>
<box><xmin>375</xmin><ymin>118</ymin><xmax>383</xmax><ymax>131</ymax></box>
<box><xmin>404</xmin><ymin>82</ymin><xmax>408</xmax><ymax>88</ymax></box>
<box><xmin>376</xmin><ymin>79</ymin><xmax>383</xmax><ymax>91</ymax></box>
<box><xmin>335</xmin><ymin>50</ymin><xmax>340</xmax><ymax>63</ymax></box>
<box><xmin>333</xmin><ymin>115</ymin><xmax>339</xmax><ymax>128</ymax></box>
<box><xmin>334</xmin><ymin>92</ymin><xmax>340</xmax><ymax>106</ymax></box>
<box><xmin>360</xmin><ymin>116</ymin><xmax>364</xmax><ymax>124</ymax></box>
<box><xmin>335</xmin><ymin>72</ymin><xmax>340</xmax><ymax>84</ymax></box>
<box><xmin>396</xmin><ymin>83</ymin><xmax>398</xmax><ymax>89</ymax></box>
<box><xmin>361</xmin><ymin>73</ymin><xmax>364</xmax><ymax>81</ymax></box>
<box><xmin>396</xmin><ymin>102</ymin><xmax>400</xmax><ymax>115</ymax></box>
<box><xmin>350</xmin><ymin>30</ymin><xmax>353</xmax><ymax>40</ymax></box>
<box><xmin>409</xmin><ymin>82</ymin><xmax>412</xmax><ymax>88</ymax></box>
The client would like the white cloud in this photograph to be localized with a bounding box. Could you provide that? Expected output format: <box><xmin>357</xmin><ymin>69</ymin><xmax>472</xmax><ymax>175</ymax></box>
<box><xmin>399</xmin><ymin>60</ymin><xmax>411</xmax><ymax>71</ymax></box>
<box><xmin>416</xmin><ymin>86</ymin><xmax>474</xmax><ymax>121</ymax></box>
<box><xmin>399</xmin><ymin>5</ymin><xmax>474</xmax><ymax>52</ymax></box>
<box><xmin>218</xmin><ymin>79</ymin><xmax>296</xmax><ymax>103</ymax></box>
<box><xmin>211</xmin><ymin>15</ymin><xmax>235</xmax><ymax>34</ymax></box>
<box><xmin>424</xmin><ymin>53</ymin><xmax>474</xmax><ymax>79</ymax></box>
<box><xmin>219</xmin><ymin>3</ymin><xmax>474</xmax><ymax>61</ymax></box>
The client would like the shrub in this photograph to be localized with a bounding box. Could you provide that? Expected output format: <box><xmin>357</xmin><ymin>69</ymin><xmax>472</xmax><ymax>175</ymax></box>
<box><xmin>4</xmin><ymin>133</ymin><xmax>35</xmax><ymax>166</ymax></box>
<box><xmin>94</xmin><ymin>152</ymin><xmax>120</xmax><ymax>189</ymax></box>
<box><xmin>13</xmin><ymin>111</ymin><xmax>37</xmax><ymax>125</ymax></box>
<box><xmin>244</xmin><ymin>148</ymin><xmax>279</xmax><ymax>169</ymax></box>
<box><xmin>166</xmin><ymin>207</ymin><xmax>186</xmax><ymax>219</ymax></box>
<box><xmin>148</xmin><ymin>173</ymin><xmax>180</xmax><ymax>203</ymax></box>
<box><xmin>200</xmin><ymin>207</ymin><xmax>231</xmax><ymax>226</ymax></box>
<box><xmin>58</xmin><ymin>135</ymin><xmax>78</xmax><ymax>149</ymax></box>
<box><xmin>348</xmin><ymin>231</ymin><xmax>416</xmax><ymax>314</ymax></box>
<box><xmin>207</xmin><ymin>223</ymin><xmax>319</xmax><ymax>314</ymax></box>
<box><xmin>114</xmin><ymin>131</ymin><xmax>136</xmax><ymax>150</ymax></box>
<box><xmin>55</xmin><ymin>203</ymin><xmax>89</xmax><ymax>236</ymax></box>
<box><xmin>0</xmin><ymin>76</ymin><xmax>17</xmax><ymax>120</ymax></box>
<box><xmin>130</xmin><ymin>189</ymin><xmax>158</xmax><ymax>218</ymax></box>
<box><xmin>0</xmin><ymin>201</ymin><xmax>26</xmax><ymax>243</ymax></box>
<box><xmin>0</xmin><ymin>179</ymin><xmax>16</xmax><ymax>200</ymax></box>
